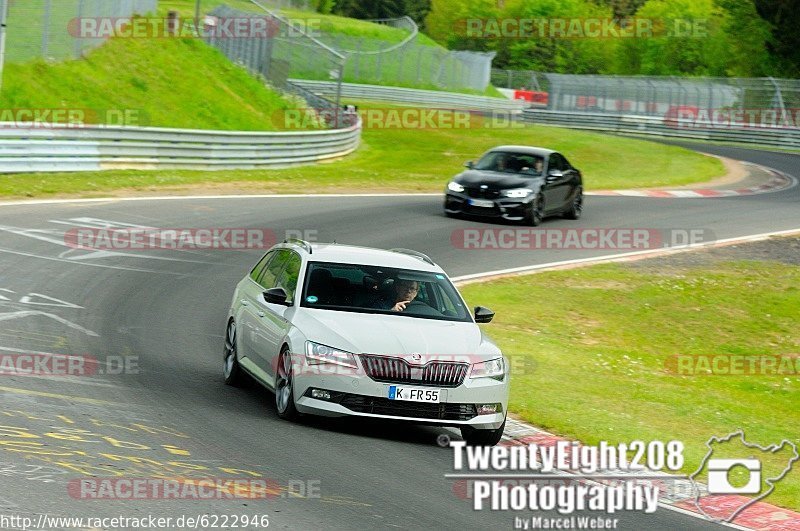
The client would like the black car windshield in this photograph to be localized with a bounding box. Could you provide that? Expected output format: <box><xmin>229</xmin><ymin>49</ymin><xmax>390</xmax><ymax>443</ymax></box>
<box><xmin>300</xmin><ymin>262</ymin><xmax>472</xmax><ymax>322</ymax></box>
<box><xmin>474</xmin><ymin>151</ymin><xmax>544</xmax><ymax>176</ymax></box>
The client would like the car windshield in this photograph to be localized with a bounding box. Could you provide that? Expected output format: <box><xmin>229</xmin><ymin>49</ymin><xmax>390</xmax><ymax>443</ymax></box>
<box><xmin>300</xmin><ymin>262</ymin><xmax>472</xmax><ymax>322</ymax></box>
<box><xmin>474</xmin><ymin>151</ymin><xmax>544</xmax><ymax>176</ymax></box>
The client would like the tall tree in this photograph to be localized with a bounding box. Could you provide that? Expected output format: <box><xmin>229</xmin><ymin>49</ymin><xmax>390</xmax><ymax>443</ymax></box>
<box><xmin>753</xmin><ymin>0</ymin><xmax>800</xmax><ymax>76</ymax></box>
<box><xmin>333</xmin><ymin>0</ymin><xmax>432</xmax><ymax>23</ymax></box>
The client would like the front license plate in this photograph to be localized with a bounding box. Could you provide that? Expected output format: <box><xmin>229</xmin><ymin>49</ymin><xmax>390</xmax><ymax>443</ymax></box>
<box><xmin>388</xmin><ymin>385</ymin><xmax>441</xmax><ymax>403</ymax></box>
<box><xmin>468</xmin><ymin>199</ymin><xmax>495</xmax><ymax>208</ymax></box>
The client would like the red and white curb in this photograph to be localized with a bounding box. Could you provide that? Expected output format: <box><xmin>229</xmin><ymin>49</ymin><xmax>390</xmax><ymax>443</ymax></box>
<box><xmin>591</xmin><ymin>169</ymin><xmax>796</xmax><ymax>198</ymax></box>
<box><xmin>496</xmin><ymin>419</ymin><xmax>800</xmax><ymax>530</ymax></box>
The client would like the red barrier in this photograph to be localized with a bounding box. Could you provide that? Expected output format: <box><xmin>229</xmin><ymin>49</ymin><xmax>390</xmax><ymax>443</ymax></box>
<box><xmin>514</xmin><ymin>90</ymin><xmax>549</xmax><ymax>105</ymax></box>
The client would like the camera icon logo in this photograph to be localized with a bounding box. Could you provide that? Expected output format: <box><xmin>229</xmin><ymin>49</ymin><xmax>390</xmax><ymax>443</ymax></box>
<box><xmin>707</xmin><ymin>458</ymin><xmax>762</xmax><ymax>494</ymax></box>
<box><xmin>689</xmin><ymin>429</ymin><xmax>799</xmax><ymax>523</ymax></box>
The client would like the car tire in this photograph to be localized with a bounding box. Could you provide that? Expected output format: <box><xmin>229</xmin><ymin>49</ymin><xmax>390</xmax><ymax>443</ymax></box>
<box><xmin>564</xmin><ymin>187</ymin><xmax>583</xmax><ymax>220</ymax></box>
<box><xmin>275</xmin><ymin>347</ymin><xmax>300</xmax><ymax>421</ymax></box>
<box><xmin>223</xmin><ymin>320</ymin><xmax>245</xmax><ymax>387</ymax></box>
<box><xmin>524</xmin><ymin>194</ymin><xmax>544</xmax><ymax>226</ymax></box>
<box><xmin>461</xmin><ymin>418</ymin><xmax>506</xmax><ymax>446</ymax></box>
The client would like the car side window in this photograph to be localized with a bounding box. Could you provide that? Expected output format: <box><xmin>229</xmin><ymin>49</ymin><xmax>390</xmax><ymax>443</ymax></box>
<box><xmin>258</xmin><ymin>250</ymin><xmax>290</xmax><ymax>289</ymax></box>
<box><xmin>549</xmin><ymin>154</ymin><xmax>563</xmax><ymax>172</ymax></box>
<box><xmin>561</xmin><ymin>155</ymin><xmax>574</xmax><ymax>170</ymax></box>
<box><xmin>250</xmin><ymin>251</ymin><xmax>275</xmax><ymax>283</ymax></box>
<box><xmin>276</xmin><ymin>252</ymin><xmax>302</xmax><ymax>302</ymax></box>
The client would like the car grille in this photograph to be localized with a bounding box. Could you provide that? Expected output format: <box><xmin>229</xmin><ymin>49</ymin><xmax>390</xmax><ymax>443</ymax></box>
<box><xmin>338</xmin><ymin>393</ymin><xmax>477</xmax><ymax>421</ymax></box>
<box><xmin>360</xmin><ymin>355</ymin><xmax>469</xmax><ymax>388</ymax></box>
<box><xmin>465</xmin><ymin>187</ymin><xmax>500</xmax><ymax>199</ymax></box>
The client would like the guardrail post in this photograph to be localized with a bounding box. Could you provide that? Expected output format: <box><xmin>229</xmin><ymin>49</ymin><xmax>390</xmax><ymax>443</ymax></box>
<box><xmin>74</xmin><ymin>0</ymin><xmax>85</xmax><ymax>58</ymax></box>
<box><xmin>41</xmin><ymin>0</ymin><xmax>52</xmax><ymax>58</ymax></box>
<box><xmin>0</xmin><ymin>0</ymin><xmax>7</xmax><ymax>94</ymax></box>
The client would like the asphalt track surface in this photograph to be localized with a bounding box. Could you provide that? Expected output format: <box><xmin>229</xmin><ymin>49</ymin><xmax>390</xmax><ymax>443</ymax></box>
<box><xmin>0</xmin><ymin>143</ymin><xmax>796</xmax><ymax>530</ymax></box>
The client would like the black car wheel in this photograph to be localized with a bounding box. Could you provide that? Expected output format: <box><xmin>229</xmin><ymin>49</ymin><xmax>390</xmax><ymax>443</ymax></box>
<box><xmin>564</xmin><ymin>187</ymin><xmax>583</xmax><ymax>220</ymax></box>
<box><xmin>524</xmin><ymin>194</ymin><xmax>544</xmax><ymax>226</ymax></box>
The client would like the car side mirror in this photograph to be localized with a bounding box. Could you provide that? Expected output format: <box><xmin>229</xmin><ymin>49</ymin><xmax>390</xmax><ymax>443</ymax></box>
<box><xmin>264</xmin><ymin>287</ymin><xmax>290</xmax><ymax>306</ymax></box>
<box><xmin>465</xmin><ymin>161</ymin><xmax>475</xmax><ymax>169</ymax></box>
<box><xmin>474</xmin><ymin>306</ymin><xmax>495</xmax><ymax>323</ymax></box>
<box><xmin>546</xmin><ymin>169</ymin><xmax>563</xmax><ymax>183</ymax></box>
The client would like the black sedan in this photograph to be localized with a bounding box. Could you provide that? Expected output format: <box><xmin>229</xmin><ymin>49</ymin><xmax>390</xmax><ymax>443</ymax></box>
<box><xmin>443</xmin><ymin>146</ymin><xmax>584</xmax><ymax>226</ymax></box>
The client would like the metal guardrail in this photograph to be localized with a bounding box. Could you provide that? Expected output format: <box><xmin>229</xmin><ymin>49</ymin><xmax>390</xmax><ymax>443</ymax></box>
<box><xmin>291</xmin><ymin>80</ymin><xmax>526</xmax><ymax>112</ymax></box>
<box><xmin>522</xmin><ymin>109</ymin><xmax>800</xmax><ymax>150</ymax></box>
<box><xmin>0</xmin><ymin>121</ymin><xmax>362</xmax><ymax>174</ymax></box>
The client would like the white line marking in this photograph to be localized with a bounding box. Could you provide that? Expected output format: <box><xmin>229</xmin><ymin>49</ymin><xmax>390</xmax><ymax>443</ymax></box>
<box><xmin>0</xmin><ymin>225</ymin><xmax>215</xmax><ymax>265</ymax></box>
<box><xmin>0</xmin><ymin>193</ymin><xmax>442</xmax><ymax>207</ymax></box>
<box><xmin>0</xmin><ymin>311</ymin><xmax>98</xmax><ymax>337</ymax></box>
<box><xmin>17</xmin><ymin>293</ymin><xmax>82</xmax><ymax>309</ymax></box>
<box><xmin>0</xmin><ymin>246</ymin><xmax>188</xmax><ymax>275</ymax></box>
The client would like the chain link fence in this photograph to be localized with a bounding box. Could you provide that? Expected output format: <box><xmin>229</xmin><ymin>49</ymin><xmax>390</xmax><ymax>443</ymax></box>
<box><xmin>491</xmin><ymin>69</ymin><xmax>549</xmax><ymax>92</ymax></box>
<box><xmin>3</xmin><ymin>0</ymin><xmax>157</xmax><ymax>63</ymax></box>
<box><xmin>206</xmin><ymin>4</ymin><xmax>347</xmax><ymax>127</ymax></box>
<box><xmin>316</xmin><ymin>17</ymin><xmax>494</xmax><ymax>92</ymax></box>
<box><xmin>494</xmin><ymin>69</ymin><xmax>800</xmax><ymax>120</ymax></box>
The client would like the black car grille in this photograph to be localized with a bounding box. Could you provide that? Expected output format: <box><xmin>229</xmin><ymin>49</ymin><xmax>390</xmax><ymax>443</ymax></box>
<box><xmin>360</xmin><ymin>355</ymin><xmax>468</xmax><ymax>388</ymax></box>
<box><xmin>339</xmin><ymin>394</ymin><xmax>477</xmax><ymax>421</ymax></box>
<box><xmin>465</xmin><ymin>187</ymin><xmax>501</xmax><ymax>199</ymax></box>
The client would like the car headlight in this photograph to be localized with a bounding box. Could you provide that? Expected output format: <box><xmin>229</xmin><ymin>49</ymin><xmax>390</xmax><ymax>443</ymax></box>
<box><xmin>470</xmin><ymin>357</ymin><xmax>505</xmax><ymax>381</ymax></box>
<box><xmin>448</xmin><ymin>181</ymin><xmax>465</xmax><ymax>193</ymax></box>
<box><xmin>502</xmin><ymin>188</ymin><xmax>533</xmax><ymax>198</ymax></box>
<box><xmin>306</xmin><ymin>341</ymin><xmax>358</xmax><ymax>368</ymax></box>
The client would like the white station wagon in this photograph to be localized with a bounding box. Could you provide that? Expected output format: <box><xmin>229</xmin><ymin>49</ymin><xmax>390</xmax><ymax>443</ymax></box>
<box><xmin>224</xmin><ymin>240</ymin><xmax>509</xmax><ymax>445</ymax></box>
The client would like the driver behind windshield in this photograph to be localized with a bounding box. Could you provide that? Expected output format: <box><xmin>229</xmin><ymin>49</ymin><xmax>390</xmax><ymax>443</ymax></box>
<box><xmin>373</xmin><ymin>279</ymin><xmax>420</xmax><ymax>312</ymax></box>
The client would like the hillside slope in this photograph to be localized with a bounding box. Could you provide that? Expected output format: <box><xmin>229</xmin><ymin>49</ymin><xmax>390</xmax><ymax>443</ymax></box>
<box><xmin>1</xmin><ymin>36</ymin><xmax>313</xmax><ymax>131</ymax></box>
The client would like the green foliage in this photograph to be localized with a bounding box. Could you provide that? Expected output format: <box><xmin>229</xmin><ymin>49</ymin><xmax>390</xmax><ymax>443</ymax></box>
<box><xmin>753</xmin><ymin>0</ymin><xmax>800</xmax><ymax>77</ymax></box>
<box><xmin>333</xmin><ymin>0</ymin><xmax>432</xmax><ymax>24</ymax></box>
<box><xmin>426</xmin><ymin>0</ymin><xmax>780</xmax><ymax>76</ymax></box>
<box><xmin>613</xmin><ymin>0</ymin><xmax>772</xmax><ymax>76</ymax></box>
<box><xmin>315</xmin><ymin>0</ymin><xmax>336</xmax><ymax>14</ymax></box>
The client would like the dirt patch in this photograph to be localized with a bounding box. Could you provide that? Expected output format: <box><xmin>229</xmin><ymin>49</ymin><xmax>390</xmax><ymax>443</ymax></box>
<box><xmin>627</xmin><ymin>236</ymin><xmax>800</xmax><ymax>270</ymax></box>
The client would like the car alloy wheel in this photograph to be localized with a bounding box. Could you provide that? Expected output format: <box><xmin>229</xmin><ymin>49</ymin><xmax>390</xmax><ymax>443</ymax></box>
<box><xmin>223</xmin><ymin>320</ymin><xmax>244</xmax><ymax>387</ymax></box>
<box><xmin>526</xmin><ymin>194</ymin><xmax>544</xmax><ymax>226</ymax></box>
<box><xmin>565</xmin><ymin>187</ymin><xmax>583</xmax><ymax>220</ymax></box>
<box><xmin>275</xmin><ymin>347</ymin><xmax>299</xmax><ymax>420</ymax></box>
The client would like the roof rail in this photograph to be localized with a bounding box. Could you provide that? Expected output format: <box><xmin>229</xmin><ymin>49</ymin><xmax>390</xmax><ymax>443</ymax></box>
<box><xmin>390</xmin><ymin>248</ymin><xmax>434</xmax><ymax>266</ymax></box>
<box><xmin>284</xmin><ymin>238</ymin><xmax>313</xmax><ymax>254</ymax></box>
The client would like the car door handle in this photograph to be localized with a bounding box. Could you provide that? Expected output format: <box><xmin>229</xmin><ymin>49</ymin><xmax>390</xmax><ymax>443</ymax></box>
<box><xmin>241</xmin><ymin>300</ymin><xmax>249</xmax><ymax>306</ymax></box>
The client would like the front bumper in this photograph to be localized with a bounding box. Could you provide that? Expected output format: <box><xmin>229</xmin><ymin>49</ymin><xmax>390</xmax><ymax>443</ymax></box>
<box><xmin>444</xmin><ymin>192</ymin><xmax>532</xmax><ymax>222</ymax></box>
<box><xmin>293</xmin><ymin>362</ymin><xmax>509</xmax><ymax>430</ymax></box>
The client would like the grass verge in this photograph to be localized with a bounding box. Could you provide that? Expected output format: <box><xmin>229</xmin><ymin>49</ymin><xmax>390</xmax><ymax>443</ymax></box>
<box><xmin>0</xmin><ymin>106</ymin><xmax>724</xmax><ymax>198</ymax></box>
<box><xmin>460</xmin><ymin>252</ymin><xmax>799</xmax><ymax>510</ymax></box>
<box><xmin>1</xmin><ymin>37</ymin><xmax>316</xmax><ymax>131</ymax></box>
